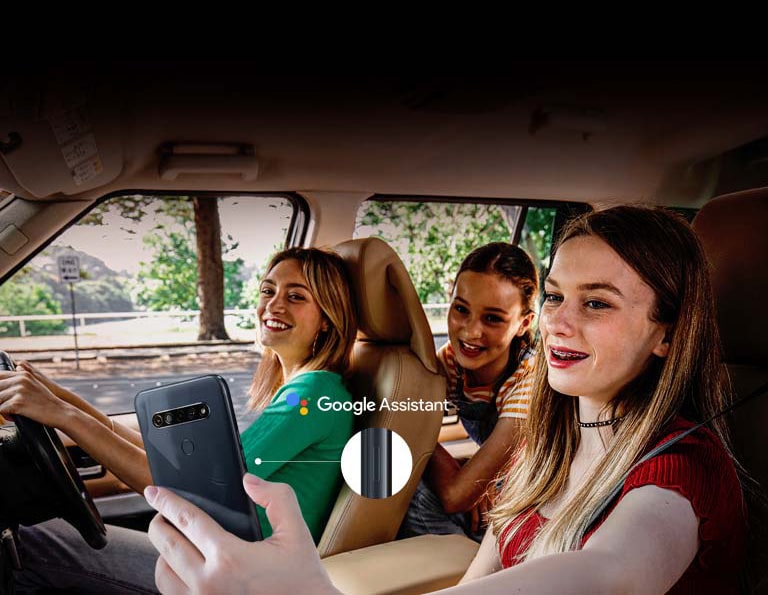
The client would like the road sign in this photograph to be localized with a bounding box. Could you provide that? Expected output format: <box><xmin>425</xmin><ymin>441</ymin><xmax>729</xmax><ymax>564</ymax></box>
<box><xmin>57</xmin><ymin>255</ymin><xmax>81</xmax><ymax>283</ymax></box>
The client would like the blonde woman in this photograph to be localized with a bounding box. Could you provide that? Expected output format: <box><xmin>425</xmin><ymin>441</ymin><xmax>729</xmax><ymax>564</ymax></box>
<box><xmin>146</xmin><ymin>206</ymin><xmax>746</xmax><ymax>594</ymax></box>
<box><xmin>0</xmin><ymin>247</ymin><xmax>357</xmax><ymax>592</ymax></box>
<box><xmin>241</xmin><ymin>247</ymin><xmax>357</xmax><ymax>540</ymax></box>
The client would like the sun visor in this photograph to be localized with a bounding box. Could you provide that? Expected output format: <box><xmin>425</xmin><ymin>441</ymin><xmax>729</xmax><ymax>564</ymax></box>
<box><xmin>0</xmin><ymin>76</ymin><xmax>123</xmax><ymax>198</ymax></box>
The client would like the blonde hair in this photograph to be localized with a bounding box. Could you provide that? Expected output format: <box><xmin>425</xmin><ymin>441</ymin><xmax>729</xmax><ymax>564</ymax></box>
<box><xmin>490</xmin><ymin>205</ymin><xmax>734</xmax><ymax>561</ymax></box>
<box><xmin>247</xmin><ymin>248</ymin><xmax>357</xmax><ymax>410</ymax></box>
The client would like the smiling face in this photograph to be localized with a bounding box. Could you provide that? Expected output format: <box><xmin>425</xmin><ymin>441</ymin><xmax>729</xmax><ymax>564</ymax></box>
<box><xmin>448</xmin><ymin>270</ymin><xmax>534</xmax><ymax>385</ymax></box>
<box><xmin>541</xmin><ymin>235</ymin><xmax>670</xmax><ymax>405</ymax></box>
<box><xmin>257</xmin><ymin>258</ymin><xmax>327</xmax><ymax>371</ymax></box>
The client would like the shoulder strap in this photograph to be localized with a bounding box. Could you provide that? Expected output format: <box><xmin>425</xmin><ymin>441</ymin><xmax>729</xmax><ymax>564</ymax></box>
<box><xmin>586</xmin><ymin>379</ymin><xmax>768</xmax><ymax>529</ymax></box>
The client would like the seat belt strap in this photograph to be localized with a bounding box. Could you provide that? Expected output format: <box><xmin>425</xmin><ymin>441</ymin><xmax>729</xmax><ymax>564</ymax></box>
<box><xmin>586</xmin><ymin>379</ymin><xmax>768</xmax><ymax>529</ymax></box>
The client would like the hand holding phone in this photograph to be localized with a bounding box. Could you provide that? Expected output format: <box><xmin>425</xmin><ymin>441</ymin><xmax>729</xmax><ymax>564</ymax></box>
<box><xmin>135</xmin><ymin>375</ymin><xmax>261</xmax><ymax>541</ymax></box>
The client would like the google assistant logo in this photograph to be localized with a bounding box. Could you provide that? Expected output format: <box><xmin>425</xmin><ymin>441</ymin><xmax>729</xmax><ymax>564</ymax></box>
<box><xmin>286</xmin><ymin>391</ymin><xmax>311</xmax><ymax>416</ymax></box>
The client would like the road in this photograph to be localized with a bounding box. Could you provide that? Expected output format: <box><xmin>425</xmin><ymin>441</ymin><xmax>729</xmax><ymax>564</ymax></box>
<box><xmin>36</xmin><ymin>333</ymin><xmax>449</xmax><ymax>433</ymax></box>
<box><xmin>60</xmin><ymin>371</ymin><xmax>260</xmax><ymax>432</ymax></box>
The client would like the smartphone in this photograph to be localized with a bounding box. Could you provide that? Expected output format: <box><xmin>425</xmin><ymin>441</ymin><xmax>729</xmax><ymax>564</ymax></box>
<box><xmin>135</xmin><ymin>375</ymin><xmax>262</xmax><ymax>541</ymax></box>
<box><xmin>361</xmin><ymin>427</ymin><xmax>392</xmax><ymax>498</ymax></box>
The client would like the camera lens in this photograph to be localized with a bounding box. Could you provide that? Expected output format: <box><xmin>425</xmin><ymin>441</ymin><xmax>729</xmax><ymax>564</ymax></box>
<box><xmin>188</xmin><ymin>408</ymin><xmax>196</xmax><ymax>419</ymax></box>
<box><xmin>153</xmin><ymin>414</ymin><xmax>163</xmax><ymax>427</ymax></box>
<box><xmin>164</xmin><ymin>413</ymin><xmax>173</xmax><ymax>425</ymax></box>
<box><xmin>199</xmin><ymin>406</ymin><xmax>208</xmax><ymax>417</ymax></box>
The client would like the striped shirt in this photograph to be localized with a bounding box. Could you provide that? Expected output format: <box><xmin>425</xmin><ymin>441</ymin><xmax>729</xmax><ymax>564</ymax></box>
<box><xmin>437</xmin><ymin>341</ymin><xmax>534</xmax><ymax>420</ymax></box>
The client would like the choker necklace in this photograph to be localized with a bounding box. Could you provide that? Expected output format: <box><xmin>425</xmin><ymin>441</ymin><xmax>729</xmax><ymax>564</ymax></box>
<box><xmin>578</xmin><ymin>416</ymin><xmax>623</xmax><ymax>428</ymax></box>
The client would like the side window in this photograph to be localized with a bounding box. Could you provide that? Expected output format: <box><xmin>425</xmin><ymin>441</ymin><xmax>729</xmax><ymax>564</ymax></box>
<box><xmin>0</xmin><ymin>194</ymin><xmax>297</xmax><ymax>421</ymax></box>
<box><xmin>353</xmin><ymin>199</ymin><xmax>557</xmax><ymax>334</ymax></box>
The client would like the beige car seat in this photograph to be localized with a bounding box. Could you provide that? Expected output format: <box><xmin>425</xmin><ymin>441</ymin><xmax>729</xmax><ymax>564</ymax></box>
<box><xmin>317</xmin><ymin>237</ymin><xmax>447</xmax><ymax>557</ymax></box>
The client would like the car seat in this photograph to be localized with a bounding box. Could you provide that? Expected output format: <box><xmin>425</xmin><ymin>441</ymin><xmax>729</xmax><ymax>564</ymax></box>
<box><xmin>317</xmin><ymin>237</ymin><xmax>447</xmax><ymax>557</ymax></box>
<box><xmin>693</xmin><ymin>188</ymin><xmax>768</xmax><ymax>593</ymax></box>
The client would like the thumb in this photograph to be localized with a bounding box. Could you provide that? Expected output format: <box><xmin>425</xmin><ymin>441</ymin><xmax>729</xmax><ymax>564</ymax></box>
<box><xmin>242</xmin><ymin>474</ymin><xmax>313</xmax><ymax>542</ymax></box>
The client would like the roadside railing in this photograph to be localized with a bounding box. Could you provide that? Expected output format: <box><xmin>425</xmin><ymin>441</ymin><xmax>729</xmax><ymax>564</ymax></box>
<box><xmin>1</xmin><ymin>304</ymin><xmax>450</xmax><ymax>338</ymax></box>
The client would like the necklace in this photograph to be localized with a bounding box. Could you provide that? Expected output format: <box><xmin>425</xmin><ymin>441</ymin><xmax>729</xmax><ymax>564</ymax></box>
<box><xmin>578</xmin><ymin>416</ymin><xmax>623</xmax><ymax>428</ymax></box>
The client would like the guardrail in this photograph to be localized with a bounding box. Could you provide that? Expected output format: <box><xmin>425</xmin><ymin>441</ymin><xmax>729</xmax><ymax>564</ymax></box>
<box><xmin>1</xmin><ymin>304</ymin><xmax>450</xmax><ymax>337</ymax></box>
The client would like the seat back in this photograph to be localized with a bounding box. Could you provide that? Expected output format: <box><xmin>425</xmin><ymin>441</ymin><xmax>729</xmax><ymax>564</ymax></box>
<box><xmin>693</xmin><ymin>189</ymin><xmax>768</xmax><ymax>593</ymax></box>
<box><xmin>317</xmin><ymin>237</ymin><xmax>446</xmax><ymax>557</ymax></box>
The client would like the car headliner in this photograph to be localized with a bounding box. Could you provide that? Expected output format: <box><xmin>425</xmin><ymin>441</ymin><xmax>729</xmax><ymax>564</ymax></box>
<box><xmin>2</xmin><ymin>61</ymin><xmax>768</xmax><ymax>206</ymax></box>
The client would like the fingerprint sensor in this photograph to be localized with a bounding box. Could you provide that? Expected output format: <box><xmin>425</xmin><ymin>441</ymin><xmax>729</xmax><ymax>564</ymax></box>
<box><xmin>181</xmin><ymin>438</ymin><xmax>195</xmax><ymax>455</ymax></box>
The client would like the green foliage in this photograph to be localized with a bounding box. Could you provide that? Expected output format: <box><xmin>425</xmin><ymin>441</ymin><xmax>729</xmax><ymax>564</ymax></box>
<box><xmin>237</xmin><ymin>242</ymin><xmax>283</xmax><ymax>329</ymax></box>
<box><xmin>80</xmin><ymin>195</ymin><xmax>193</xmax><ymax>226</ymax></box>
<box><xmin>357</xmin><ymin>201</ymin><xmax>557</xmax><ymax>303</ymax></box>
<box><xmin>519</xmin><ymin>207</ymin><xmax>556</xmax><ymax>272</ymax></box>
<box><xmin>224</xmin><ymin>256</ymin><xmax>246</xmax><ymax>310</ymax></box>
<box><xmin>356</xmin><ymin>202</ymin><xmax>514</xmax><ymax>303</ymax></box>
<box><xmin>134</xmin><ymin>230</ymin><xmax>199</xmax><ymax>311</ymax></box>
<box><xmin>46</xmin><ymin>272</ymin><xmax>134</xmax><ymax>315</ymax></box>
<box><xmin>133</xmin><ymin>227</ymin><xmax>246</xmax><ymax>312</ymax></box>
<box><xmin>67</xmin><ymin>279</ymin><xmax>134</xmax><ymax>313</ymax></box>
<box><xmin>0</xmin><ymin>274</ymin><xmax>67</xmax><ymax>337</ymax></box>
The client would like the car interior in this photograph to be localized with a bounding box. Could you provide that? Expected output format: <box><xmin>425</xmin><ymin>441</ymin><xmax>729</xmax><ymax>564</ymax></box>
<box><xmin>1</xmin><ymin>62</ymin><xmax>768</xmax><ymax>593</ymax></box>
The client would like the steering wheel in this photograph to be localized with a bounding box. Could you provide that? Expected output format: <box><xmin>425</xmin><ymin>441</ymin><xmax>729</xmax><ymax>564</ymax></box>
<box><xmin>0</xmin><ymin>352</ymin><xmax>107</xmax><ymax>549</ymax></box>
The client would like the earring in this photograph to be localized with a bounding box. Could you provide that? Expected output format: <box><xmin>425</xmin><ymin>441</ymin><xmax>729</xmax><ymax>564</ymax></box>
<box><xmin>312</xmin><ymin>331</ymin><xmax>323</xmax><ymax>358</ymax></box>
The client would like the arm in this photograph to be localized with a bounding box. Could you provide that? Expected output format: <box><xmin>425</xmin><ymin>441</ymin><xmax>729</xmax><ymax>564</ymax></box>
<box><xmin>440</xmin><ymin>485</ymin><xmax>699</xmax><ymax>594</ymax></box>
<box><xmin>17</xmin><ymin>360</ymin><xmax>144</xmax><ymax>448</ymax></box>
<box><xmin>459</xmin><ymin>527</ymin><xmax>502</xmax><ymax>584</ymax></box>
<box><xmin>425</xmin><ymin>417</ymin><xmax>523</xmax><ymax>514</ymax></box>
<box><xmin>0</xmin><ymin>369</ymin><xmax>152</xmax><ymax>493</ymax></box>
<box><xmin>145</xmin><ymin>480</ymin><xmax>697</xmax><ymax>594</ymax></box>
<box><xmin>146</xmin><ymin>476</ymin><xmax>340</xmax><ymax>595</ymax></box>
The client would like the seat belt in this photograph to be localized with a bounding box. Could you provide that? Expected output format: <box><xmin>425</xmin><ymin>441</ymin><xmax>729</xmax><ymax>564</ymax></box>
<box><xmin>586</xmin><ymin>379</ymin><xmax>768</xmax><ymax>529</ymax></box>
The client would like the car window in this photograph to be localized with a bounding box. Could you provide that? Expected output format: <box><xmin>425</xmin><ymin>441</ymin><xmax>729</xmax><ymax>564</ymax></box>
<box><xmin>0</xmin><ymin>193</ymin><xmax>299</xmax><ymax>425</ymax></box>
<box><xmin>353</xmin><ymin>197</ymin><xmax>558</xmax><ymax>340</ymax></box>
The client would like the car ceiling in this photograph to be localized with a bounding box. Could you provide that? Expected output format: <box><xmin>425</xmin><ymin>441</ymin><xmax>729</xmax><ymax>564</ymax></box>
<box><xmin>2</xmin><ymin>61</ymin><xmax>768</xmax><ymax>206</ymax></box>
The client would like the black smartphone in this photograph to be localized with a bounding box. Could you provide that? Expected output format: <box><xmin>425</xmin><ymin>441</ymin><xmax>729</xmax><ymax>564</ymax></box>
<box><xmin>361</xmin><ymin>427</ymin><xmax>392</xmax><ymax>499</ymax></box>
<box><xmin>135</xmin><ymin>375</ymin><xmax>261</xmax><ymax>541</ymax></box>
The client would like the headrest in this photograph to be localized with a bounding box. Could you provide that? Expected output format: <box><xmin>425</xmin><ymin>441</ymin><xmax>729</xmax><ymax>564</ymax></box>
<box><xmin>333</xmin><ymin>237</ymin><xmax>438</xmax><ymax>374</ymax></box>
<box><xmin>693</xmin><ymin>188</ymin><xmax>768</xmax><ymax>365</ymax></box>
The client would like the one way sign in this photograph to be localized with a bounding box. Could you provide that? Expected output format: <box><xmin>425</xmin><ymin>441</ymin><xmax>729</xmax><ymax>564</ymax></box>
<box><xmin>57</xmin><ymin>255</ymin><xmax>81</xmax><ymax>283</ymax></box>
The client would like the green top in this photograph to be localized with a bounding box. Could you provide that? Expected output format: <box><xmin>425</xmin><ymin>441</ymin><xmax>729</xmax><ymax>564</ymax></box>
<box><xmin>240</xmin><ymin>370</ymin><xmax>353</xmax><ymax>542</ymax></box>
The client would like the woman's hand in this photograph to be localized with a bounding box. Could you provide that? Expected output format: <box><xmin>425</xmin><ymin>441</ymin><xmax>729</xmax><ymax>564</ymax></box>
<box><xmin>0</xmin><ymin>368</ymin><xmax>75</xmax><ymax>428</ymax></box>
<box><xmin>468</xmin><ymin>492</ymin><xmax>492</xmax><ymax>534</ymax></box>
<box><xmin>427</xmin><ymin>418</ymin><xmax>523</xmax><ymax>515</ymax></box>
<box><xmin>145</xmin><ymin>474</ymin><xmax>340</xmax><ymax>595</ymax></box>
<box><xmin>0</xmin><ymin>364</ymin><xmax>150</xmax><ymax>492</ymax></box>
<box><xmin>16</xmin><ymin>360</ymin><xmax>79</xmax><ymax>405</ymax></box>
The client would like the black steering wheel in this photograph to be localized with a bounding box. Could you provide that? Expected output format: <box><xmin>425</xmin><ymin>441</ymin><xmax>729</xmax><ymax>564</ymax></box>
<box><xmin>0</xmin><ymin>352</ymin><xmax>106</xmax><ymax>549</ymax></box>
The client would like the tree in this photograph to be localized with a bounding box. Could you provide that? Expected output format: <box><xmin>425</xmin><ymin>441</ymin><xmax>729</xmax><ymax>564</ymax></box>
<box><xmin>133</xmin><ymin>225</ymin><xmax>245</xmax><ymax>331</ymax></box>
<box><xmin>0</xmin><ymin>274</ymin><xmax>66</xmax><ymax>337</ymax></box>
<box><xmin>356</xmin><ymin>202</ymin><xmax>516</xmax><ymax>303</ymax></box>
<box><xmin>134</xmin><ymin>231</ymin><xmax>199</xmax><ymax>312</ymax></box>
<box><xmin>85</xmin><ymin>196</ymin><xmax>233</xmax><ymax>340</ymax></box>
<box><xmin>193</xmin><ymin>197</ymin><xmax>229</xmax><ymax>340</ymax></box>
<box><xmin>519</xmin><ymin>207</ymin><xmax>555</xmax><ymax>273</ymax></box>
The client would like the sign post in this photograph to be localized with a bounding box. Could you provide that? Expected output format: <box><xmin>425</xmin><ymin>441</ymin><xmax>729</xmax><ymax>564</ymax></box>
<box><xmin>57</xmin><ymin>255</ymin><xmax>82</xmax><ymax>370</ymax></box>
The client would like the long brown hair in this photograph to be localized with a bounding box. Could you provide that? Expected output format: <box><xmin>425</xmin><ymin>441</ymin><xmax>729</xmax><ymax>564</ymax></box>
<box><xmin>247</xmin><ymin>247</ymin><xmax>357</xmax><ymax>410</ymax></box>
<box><xmin>490</xmin><ymin>205</ymin><xmax>734</xmax><ymax>559</ymax></box>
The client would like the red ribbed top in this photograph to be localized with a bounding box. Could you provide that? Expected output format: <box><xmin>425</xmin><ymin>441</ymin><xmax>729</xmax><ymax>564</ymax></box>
<box><xmin>498</xmin><ymin>417</ymin><xmax>746</xmax><ymax>594</ymax></box>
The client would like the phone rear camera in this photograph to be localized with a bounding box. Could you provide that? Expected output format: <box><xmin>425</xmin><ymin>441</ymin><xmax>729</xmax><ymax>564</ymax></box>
<box><xmin>152</xmin><ymin>414</ymin><xmax>163</xmax><ymax>427</ymax></box>
<box><xmin>188</xmin><ymin>408</ymin><xmax>196</xmax><ymax>419</ymax></box>
<box><xmin>164</xmin><ymin>413</ymin><xmax>173</xmax><ymax>425</ymax></box>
